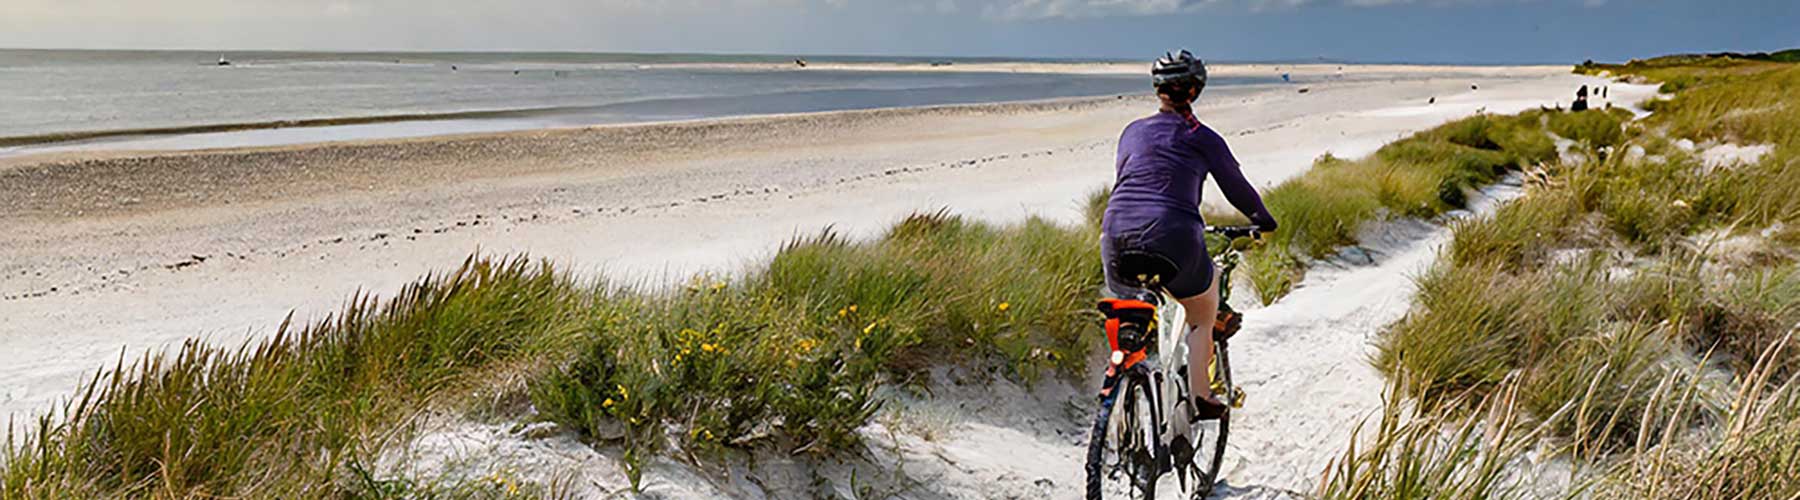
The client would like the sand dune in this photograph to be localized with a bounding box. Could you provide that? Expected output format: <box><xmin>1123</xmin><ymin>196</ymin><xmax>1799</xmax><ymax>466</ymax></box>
<box><xmin>1</xmin><ymin>64</ymin><xmax>1641</xmax><ymax>494</ymax></box>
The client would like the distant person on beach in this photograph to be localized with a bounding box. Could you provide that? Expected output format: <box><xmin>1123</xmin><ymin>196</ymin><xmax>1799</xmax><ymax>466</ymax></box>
<box><xmin>1572</xmin><ymin>84</ymin><xmax>1590</xmax><ymax>112</ymax></box>
<box><xmin>1101</xmin><ymin>49</ymin><xmax>1277</xmax><ymax>425</ymax></box>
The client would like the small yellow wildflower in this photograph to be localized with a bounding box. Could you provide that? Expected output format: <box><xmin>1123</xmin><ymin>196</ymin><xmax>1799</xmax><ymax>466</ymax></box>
<box><xmin>797</xmin><ymin>338</ymin><xmax>817</xmax><ymax>351</ymax></box>
<box><xmin>603</xmin><ymin>398</ymin><xmax>615</xmax><ymax>408</ymax></box>
<box><xmin>711</xmin><ymin>282</ymin><xmax>727</xmax><ymax>291</ymax></box>
<box><xmin>849</xmin><ymin>304</ymin><xmax>858</xmax><ymax>313</ymax></box>
<box><xmin>837</xmin><ymin>307</ymin><xmax>848</xmax><ymax>317</ymax></box>
<box><xmin>997</xmin><ymin>302</ymin><xmax>1011</xmax><ymax>312</ymax></box>
<box><xmin>702</xmin><ymin>343</ymin><xmax>717</xmax><ymax>353</ymax></box>
<box><xmin>863</xmin><ymin>322</ymin><xmax>877</xmax><ymax>335</ymax></box>
<box><xmin>617</xmin><ymin>384</ymin><xmax>630</xmax><ymax>400</ymax></box>
<box><xmin>704</xmin><ymin>429</ymin><xmax>715</xmax><ymax>441</ymax></box>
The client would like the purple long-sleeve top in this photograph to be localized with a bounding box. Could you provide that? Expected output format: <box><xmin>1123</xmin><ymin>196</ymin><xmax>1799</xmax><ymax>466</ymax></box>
<box><xmin>1102</xmin><ymin>111</ymin><xmax>1276</xmax><ymax>238</ymax></box>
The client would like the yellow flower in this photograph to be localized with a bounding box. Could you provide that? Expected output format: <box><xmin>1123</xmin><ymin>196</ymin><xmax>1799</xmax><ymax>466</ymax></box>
<box><xmin>617</xmin><ymin>384</ymin><xmax>629</xmax><ymax>400</ymax></box>
<box><xmin>863</xmin><ymin>322</ymin><xmax>877</xmax><ymax>335</ymax></box>
<box><xmin>675</xmin><ymin>353</ymin><xmax>683</xmax><ymax>363</ymax></box>
<box><xmin>711</xmin><ymin>282</ymin><xmax>727</xmax><ymax>291</ymax></box>
<box><xmin>704</xmin><ymin>430</ymin><xmax>715</xmax><ymax>441</ymax></box>
<box><xmin>849</xmin><ymin>304</ymin><xmax>859</xmax><ymax>313</ymax></box>
<box><xmin>837</xmin><ymin>307</ymin><xmax>848</xmax><ymax>317</ymax></box>
<box><xmin>603</xmin><ymin>398</ymin><xmax>615</xmax><ymax>408</ymax></box>
<box><xmin>997</xmin><ymin>302</ymin><xmax>1011</xmax><ymax>312</ymax></box>
<box><xmin>797</xmin><ymin>338</ymin><xmax>817</xmax><ymax>352</ymax></box>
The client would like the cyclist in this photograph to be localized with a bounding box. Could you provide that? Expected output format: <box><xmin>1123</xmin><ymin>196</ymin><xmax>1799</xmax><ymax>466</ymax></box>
<box><xmin>1100</xmin><ymin>50</ymin><xmax>1277</xmax><ymax>423</ymax></box>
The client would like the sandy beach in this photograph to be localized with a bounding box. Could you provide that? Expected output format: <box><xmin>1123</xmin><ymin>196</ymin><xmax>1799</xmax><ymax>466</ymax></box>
<box><xmin>1</xmin><ymin>64</ymin><xmax>1633</xmax><ymax>492</ymax></box>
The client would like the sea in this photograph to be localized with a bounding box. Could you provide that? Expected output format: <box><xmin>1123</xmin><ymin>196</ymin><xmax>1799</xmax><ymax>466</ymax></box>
<box><xmin>0</xmin><ymin>49</ymin><xmax>1268</xmax><ymax>155</ymax></box>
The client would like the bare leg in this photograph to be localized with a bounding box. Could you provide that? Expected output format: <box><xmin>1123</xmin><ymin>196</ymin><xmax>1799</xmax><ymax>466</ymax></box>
<box><xmin>1178</xmin><ymin>270</ymin><xmax>1222</xmax><ymax>405</ymax></box>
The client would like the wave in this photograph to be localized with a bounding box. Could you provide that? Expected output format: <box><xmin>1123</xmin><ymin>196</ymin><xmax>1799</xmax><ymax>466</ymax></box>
<box><xmin>0</xmin><ymin>108</ymin><xmax>570</xmax><ymax>148</ymax></box>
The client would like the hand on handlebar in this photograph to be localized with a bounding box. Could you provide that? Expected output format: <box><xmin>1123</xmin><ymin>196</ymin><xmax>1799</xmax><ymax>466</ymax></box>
<box><xmin>1205</xmin><ymin>225</ymin><xmax>1264</xmax><ymax>240</ymax></box>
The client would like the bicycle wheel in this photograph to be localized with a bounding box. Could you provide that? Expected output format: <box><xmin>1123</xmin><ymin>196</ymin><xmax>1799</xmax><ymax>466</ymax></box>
<box><xmin>1185</xmin><ymin>345</ymin><xmax>1233</xmax><ymax>498</ymax></box>
<box><xmin>1086</xmin><ymin>375</ymin><xmax>1158</xmax><ymax>500</ymax></box>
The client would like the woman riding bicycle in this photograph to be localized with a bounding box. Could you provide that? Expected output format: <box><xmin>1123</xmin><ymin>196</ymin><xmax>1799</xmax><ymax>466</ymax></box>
<box><xmin>1101</xmin><ymin>50</ymin><xmax>1277</xmax><ymax>422</ymax></box>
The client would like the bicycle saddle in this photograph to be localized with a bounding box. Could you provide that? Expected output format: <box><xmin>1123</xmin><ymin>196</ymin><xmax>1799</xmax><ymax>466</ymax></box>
<box><xmin>1113</xmin><ymin>250</ymin><xmax>1181</xmax><ymax>290</ymax></box>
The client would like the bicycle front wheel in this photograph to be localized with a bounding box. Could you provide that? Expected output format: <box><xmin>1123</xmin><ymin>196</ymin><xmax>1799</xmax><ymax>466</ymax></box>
<box><xmin>1185</xmin><ymin>346</ymin><xmax>1234</xmax><ymax>498</ymax></box>
<box><xmin>1086</xmin><ymin>375</ymin><xmax>1158</xmax><ymax>500</ymax></box>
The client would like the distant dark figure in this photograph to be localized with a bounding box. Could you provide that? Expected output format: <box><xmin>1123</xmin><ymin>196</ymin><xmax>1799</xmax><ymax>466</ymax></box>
<box><xmin>1428</xmin><ymin>97</ymin><xmax>1436</xmax><ymax>105</ymax></box>
<box><xmin>451</xmin><ymin>65</ymin><xmax>458</xmax><ymax>71</ymax></box>
<box><xmin>795</xmin><ymin>59</ymin><xmax>807</xmax><ymax>68</ymax></box>
<box><xmin>1470</xmin><ymin>84</ymin><xmax>1479</xmax><ymax>90</ymax></box>
<box><xmin>513</xmin><ymin>70</ymin><xmax>521</xmax><ymax>75</ymax></box>
<box><xmin>1602</xmin><ymin>86</ymin><xmax>1609</xmax><ymax>99</ymax></box>
<box><xmin>1572</xmin><ymin>85</ymin><xmax>1590</xmax><ymax>112</ymax></box>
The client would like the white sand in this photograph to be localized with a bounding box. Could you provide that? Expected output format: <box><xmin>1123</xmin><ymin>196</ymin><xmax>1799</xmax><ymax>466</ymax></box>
<box><xmin>2</xmin><ymin>65</ymin><xmax>1647</xmax><ymax>493</ymax></box>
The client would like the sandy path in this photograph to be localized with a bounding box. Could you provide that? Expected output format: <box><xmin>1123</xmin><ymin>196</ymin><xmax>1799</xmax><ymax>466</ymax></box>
<box><xmin>2</xmin><ymin>64</ymin><xmax>1609</xmax><ymax>442</ymax></box>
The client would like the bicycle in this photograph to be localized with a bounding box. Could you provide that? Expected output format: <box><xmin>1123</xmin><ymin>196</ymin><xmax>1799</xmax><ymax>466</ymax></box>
<box><xmin>1085</xmin><ymin>225</ymin><xmax>1259</xmax><ymax>500</ymax></box>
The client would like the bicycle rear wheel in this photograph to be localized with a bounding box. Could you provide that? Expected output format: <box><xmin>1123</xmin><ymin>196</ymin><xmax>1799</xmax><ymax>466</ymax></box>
<box><xmin>1086</xmin><ymin>375</ymin><xmax>1158</xmax><ymax>500</ymax></box>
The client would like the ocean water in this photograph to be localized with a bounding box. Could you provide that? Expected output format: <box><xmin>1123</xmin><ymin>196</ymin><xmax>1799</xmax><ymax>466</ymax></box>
<box><xmin>0</xmin><ymin>50</ymin><xmax>1258</xmax><ymax>153</ymax></box>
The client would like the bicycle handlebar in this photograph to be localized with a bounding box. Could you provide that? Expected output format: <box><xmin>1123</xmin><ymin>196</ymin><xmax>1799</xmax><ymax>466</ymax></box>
<box><xmin>1206</xmin><ymin>225</ymin><xmax>1263</xmax><ymax>240</ymax></box>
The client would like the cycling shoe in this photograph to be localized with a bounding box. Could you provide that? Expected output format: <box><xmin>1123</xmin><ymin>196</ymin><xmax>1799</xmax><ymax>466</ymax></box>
<box><xmin>1191</xmin><ymin>395</ymin><xmax>1228</xmax><ymax>421</ymax></box>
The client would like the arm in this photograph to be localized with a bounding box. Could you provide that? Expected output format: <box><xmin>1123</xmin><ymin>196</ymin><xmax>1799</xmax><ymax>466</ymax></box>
<box><xmin>1201</xmin><ymin>132</ymin><xmax>1278</xmax><ymax>231</ymax></box>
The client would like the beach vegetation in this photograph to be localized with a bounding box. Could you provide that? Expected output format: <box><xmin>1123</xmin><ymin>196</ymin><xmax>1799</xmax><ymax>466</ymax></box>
<box><xmin>1343</xmin><ymin>54</ymin><xmax>1800</xmax><ymax>499</ymax></box>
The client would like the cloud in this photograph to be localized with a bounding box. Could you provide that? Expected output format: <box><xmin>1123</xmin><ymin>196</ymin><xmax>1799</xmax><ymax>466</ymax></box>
<box><xmin>959</xmin><ymin>0</ymin><xmax>1606</xmax><ymax>18</ymax></box>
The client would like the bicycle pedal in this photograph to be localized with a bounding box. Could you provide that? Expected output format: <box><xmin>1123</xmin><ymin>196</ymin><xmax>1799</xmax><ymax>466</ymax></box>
<box><xmin>1230</xmin><ymin>387</ymin><xmax>1247</xmax><ymax>409</ymax></box>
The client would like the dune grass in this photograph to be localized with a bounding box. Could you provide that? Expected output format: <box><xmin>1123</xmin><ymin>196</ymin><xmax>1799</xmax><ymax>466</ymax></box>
<box><xmin>1316</xmin><ymin>377</ymin><xmax>1559</xmax><ymax>500</ymax></box>
<box><xmin>1226</xmin><ymin>107</ymin><xmax>1627</xmax><ymax>304</ymax></box>
<box><xmin>530</xmin><ymin>211</ymin><xmax>1101</xmax><ymax>487</ymax></box>
<box><xmin>2</xmin><ymin>257</ymin><xmax>582</xmax><ymax>498</ymax></box>
<box><xmin>2</xmin><ymin>211</ymin><xmax>1104</xmax><ymax>497</ymax></box>
<box><xmin>1346</xmin><ymin>54</ymin><xmax>1800</xmax><ymax>498</ymax></box>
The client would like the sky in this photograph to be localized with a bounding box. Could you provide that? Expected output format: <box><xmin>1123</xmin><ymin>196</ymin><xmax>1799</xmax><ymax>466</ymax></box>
<box><xmin>1</xmin><ymin>0</ymin><xmax>1795</xmax><ymax>64</ymax></box>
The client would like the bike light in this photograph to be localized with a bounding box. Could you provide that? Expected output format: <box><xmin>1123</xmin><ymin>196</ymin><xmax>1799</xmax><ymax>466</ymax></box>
<box><xmin>1110</xmin><ymin>350</ymin><xmax>1125</xmax><ymax>366</ymax></box>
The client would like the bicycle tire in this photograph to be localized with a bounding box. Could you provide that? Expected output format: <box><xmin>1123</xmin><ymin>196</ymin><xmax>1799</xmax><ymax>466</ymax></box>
<box><xmin>1086</xmin><ymin>375</ymin><xmax>1157</xmax><ymax>500</ymax></box>
<box><xmin>1188</xmin><ymin>344</ymin><xmax>1234</xmax><ymax>498</ymax></box>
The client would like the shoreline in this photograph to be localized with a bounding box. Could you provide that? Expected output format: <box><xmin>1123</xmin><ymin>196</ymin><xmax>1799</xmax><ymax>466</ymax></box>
<box><xmin>0</xmin><ymin>62</ymin><xmax>1567</xmax><ymax>156</ymax></box>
